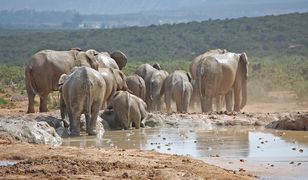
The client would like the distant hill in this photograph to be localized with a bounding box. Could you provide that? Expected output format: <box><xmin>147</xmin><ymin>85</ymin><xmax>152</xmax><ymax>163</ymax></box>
<box><xmin>0</xmin><ymin>12</ymin><xmax>307</xmax><ymax>65</ymax></box>
<box><xmin>0</xmin><ymin>0</ymin><xmax>307</xmax><ymax>28</ymax></box>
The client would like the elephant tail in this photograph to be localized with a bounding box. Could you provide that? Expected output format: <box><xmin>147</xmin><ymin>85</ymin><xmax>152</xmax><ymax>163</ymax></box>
<box><xmin>150</xmin><ymin>79</ymin><xmax>154</xmax><ymax>101</ymax></box>
<box><xmin>25</xmin><ymin>65</ymin><xmax>38</xmax><ymax>95</ymax></box>
<box><xmin>84</xmin><ymin>80</ymin><xmax>93</xmax><ymax>117</ymax></box>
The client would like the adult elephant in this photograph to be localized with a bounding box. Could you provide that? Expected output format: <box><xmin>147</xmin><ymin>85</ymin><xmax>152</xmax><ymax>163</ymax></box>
<box><xmin>134</xmin><ymin>63</ymin><xmax>161</xmax><ymax>79</ymax></box>
<box><xmin>161</xmin><ymin>70</ymin><xmax>193</xmax><ymax>113</ymax></box>
<box><xmin>58</xmin><ymin>67</ymin><xmax>106</xmax><ymax>136</ymax></box>
<box><xmin>145</xmin><ymin>70</ymin><xmax>169</xmax><ymax>111</ymax></box>
<box><xmin>109</xmin><ymin>91</ymin><xmax>147</xmax><ymax>130</ymax></box>
<box><xmin>25</xmin><ymin>49</ymin><xmax>99</xmax><ymax>113</ymax></box>
<box><xmin>98</xmin><ymin>67</ymin><xmax>129</xmax><ymax>109</ymax></box>
<box><xmin>196</xmin><ymin>52</ymin><xmax>249</xmax><ymax>112</ymax></box>
<box><xmin>86</xmin><ymin>49</ymin><xmax>127</xmax><ymax>70</ymax></box>
<box><xmin>189</xmin><ymin>49</ymin><xmax>228</xmax><ymax>111</ymax></box>
<box><xmin>126</xmin><ymin>74</ymin><xmax>146</xmax><ymax>101</ymax></box>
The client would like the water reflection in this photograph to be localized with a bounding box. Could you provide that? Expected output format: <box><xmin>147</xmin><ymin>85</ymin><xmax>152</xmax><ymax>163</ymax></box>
<box><xmin>62</xmin><ymin>126</ymin><xmax>308</xmax><ymax>159</ymax></box>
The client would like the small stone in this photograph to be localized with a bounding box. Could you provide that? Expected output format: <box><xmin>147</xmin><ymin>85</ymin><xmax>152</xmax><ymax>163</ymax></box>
<box><xmin>167</xmin><ymin>148</ymin><xmax>171</xmax><ymax>151</ymax></box>
<box><xmin>292</xmin><ymin>147</ymin><xmax>296</xmax><ymax>151</ymax></box>
<box><xmin>157</xmin><ymin>146</ymin><xmax>160</xmax><ymax>149</ymax></box>
<box><xmin>299</xmin><ymin>149</ymin><xmax>304</xmax><ymax>153</ymax></box>
<box><xmin>239</xmin><ymin>168</ymin><xmax>246</xmax><ymax>172</ymax></box>
<box><xmin>163</xmin><ymin>138</ymin><xmax>166</xmax><ymax>140</ymax></box>
<box><xmin>240</xmin><ymin>159</ymin><xmax>244</xmax><ymax>162</ymax></box>
<box><xmin>290</xmin><ymin>161</ymin><xmax>294</xmax><ymax>164</ymax></box>
<box><xmin>270</xmin><ymin>164</ymin><xmax>274</xmax><ymax>167</ymax></box>
<box><xmin>122</xmin><ymin>172</ymin><xmax>128</xmax><ymax>178</ymax></box>
<box><xmin>297</xmin><ymin>163</ymin><xmax>302</xmax><ymax>166</ymax></box>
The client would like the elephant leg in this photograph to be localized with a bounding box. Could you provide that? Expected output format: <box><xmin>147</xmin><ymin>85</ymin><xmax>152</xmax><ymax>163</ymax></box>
<box><xmin>201</xmin><ymin>97</ymin><xmax>206</xmax><ymax>113</ymax></box>
<box><xmin>215</xmin><ymin>96</ymin><xmax>222</xmax><ymax>111</ymax></box>
<box><xmin>183</xmin><ymin>91</ymin><xmax>191</xmax><ymax>113</ymax></box>
<box><xmin>134</xmin><ymin>112</ymin><xmax>141</xmax><ymax>129</ymax></box>
<box><xmin>165</xmin><ymin>93</ymin><xmax>172</xmax><ymax>113</ymax></box>
<box><xmin>225</xmin><ymin>91</ymin><xmax>233</xmax><ymax>112</ymax></box>
<box><xmin>87</xmin><ymin>102</ymin><xmax>101</xmax><ymax>135</ymax></box>
<box><xmin>205</xmin><ymin>96</ymin><xmax>213</xmax><ymax>113</ymax></box>
<box><xmin>69</xmin><ymin>109</ymin><xmax>81</xmax><ymax>136</ymax></box>
<box><xmin>85</xmin><ymin>113</ymin><xmax>91</xmax><ymax>134</ymax></box>
<box><xmin>27</xmin><ymin>91</ymin><xmax>35</xmax><ymax>113</ymax></box>
<box><xmin>39</xmin><ymin>95</ymin><xmax>48</xmax><ymax>112</ymax></box>
<box><xmin>233</xmin><ymin>82</ymin><xmax>241</xmax><ymax>112</ymax></box>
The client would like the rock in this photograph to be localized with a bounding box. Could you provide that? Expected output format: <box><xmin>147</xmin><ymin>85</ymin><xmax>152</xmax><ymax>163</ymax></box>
<box><xmin>10</xmin><ymin>94</ymin><xmax>27</xmax><ymax>102</ymax></box>
<box><xmin>266</xmin><ymin>113</ymin><xmax>308</xmax><ymax>131</ymax></box>
<box><xmin>143</xmin><ymin>113</ymin><xmax>164</xmax><ymax>127</ymax></box>
<box><xmin>56</xmin><ymin>127</ymin><xmax>70</xmax><ymax>138</ymax></box>
<box><xmin>100</xmin><ymin>109</ymin><xmax>122</xmax><ymax>130</ymax></box>
<box><xmin>35</xmin><ymin>115</ymin><xmax>63</xmax><ymax>129</ymax></box>
<box><xmin>0</xmin><ymin>118</ymin><xmax>62</xmax><ymax>146</ymax></box>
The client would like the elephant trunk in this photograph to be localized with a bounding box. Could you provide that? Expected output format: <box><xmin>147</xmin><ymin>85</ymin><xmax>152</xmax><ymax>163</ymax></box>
<box><xmin>240</xmin><ymin>79</ymin><xmax>247</xmax><ymax>109</ymax></box>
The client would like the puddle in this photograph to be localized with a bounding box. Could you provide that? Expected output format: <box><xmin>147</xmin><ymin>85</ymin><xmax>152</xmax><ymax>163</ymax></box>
<box><xmin>62</xmin><ymin>125</ymin><xmax>308</xmax><ymax>178</ymax></box>
<box><xmin>0</xmin><ymin>161</ymin><xmax>17</xmax><ymax>167</ymax></box>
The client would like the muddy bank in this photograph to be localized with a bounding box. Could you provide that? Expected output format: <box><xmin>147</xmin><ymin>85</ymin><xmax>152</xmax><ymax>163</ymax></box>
<box><xmin>0</xmin><ymin>136</ymin><xmax>253</xmax><ymax>179</ymax></box>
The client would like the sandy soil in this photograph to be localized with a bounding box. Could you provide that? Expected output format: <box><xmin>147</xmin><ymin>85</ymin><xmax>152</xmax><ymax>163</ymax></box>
<box><xmin>0</xmin><ymin>135</ymin><xmax>253</xmax><ymax>179</ymax></box>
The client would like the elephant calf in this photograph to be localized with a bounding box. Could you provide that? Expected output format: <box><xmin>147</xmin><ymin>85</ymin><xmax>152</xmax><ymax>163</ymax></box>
<box><xmin>161</xmin><ymin>70</ymin><xmax>193</xmax><ymax>113</ymax></box>
<box><xmin>58</xmin><ymin>67</ymin><xmax>106</xmax><ymax>136</ymax></box>
<box><xmin>109</xmin><ymin>91</ymin><xmax>147</xmax><ymax>130</ymax></box>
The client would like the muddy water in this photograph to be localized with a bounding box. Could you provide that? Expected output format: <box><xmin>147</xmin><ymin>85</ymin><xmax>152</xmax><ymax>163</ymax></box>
<box><xmin>62</xmin><ymin>126</ymin><xmax>308</xmax><ymax>179</ymax></box>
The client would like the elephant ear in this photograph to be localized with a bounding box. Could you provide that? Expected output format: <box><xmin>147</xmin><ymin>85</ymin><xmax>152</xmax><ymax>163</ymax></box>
<box><xmin>58</xmin><ymin>74</ymin><xmax>68</xmax><ymax>91</ymax></box>
<box><xmin>152</xmin><ymin>63</ymin><xmax>161</xmax><ymax>70</ymax></box>
<box><xmin>85</xmin><ymin>51</ymin><xmax>99</xmax><ymax>70</ymax></box>
<box><xmin>110</xmin><ymin>51</ymin><xmax>127</xmax><ymax>70</ymax></box>
<box><xmin>240</xmin><ymin>53</ymin><xmax>249</xmax><ymax>80</ymax></box>
<box><xmin>186</xmin><ymin>72</ymin><xmax>192</xmax><ymax>82</ymax></box>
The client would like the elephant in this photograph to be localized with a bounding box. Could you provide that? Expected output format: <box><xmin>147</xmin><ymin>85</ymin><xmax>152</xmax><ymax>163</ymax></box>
<box><xmin>98</xmin><ymin>67</ymin><xmax>128</xmax><ymax>109</ymax></box>
<box><xmin>58</xmin><ymin>67</ymin><xmax>106</xmax><ymax>136</ymax></box>
<box><xmin>126</xmin><ymin>74</ymin><xmax>146</xmax><ymax>101</ymax></box>
<box><xmin>134</xmin><ymin>63</ymin><xmax>161</xmax><ymax>79</ymax></box>
<box><xmin>25</xmin><ymin>49</ymin><xmax>99</xmax><ymax>113</ymax></box>
<box><xmin>161</xmin><ymin>70</ymin><xmax>193</xmax><ymax>113</ymax></box>
<box><xmin>145</xmin><ymin>70</ymin><xmax>169</xmax><ymax>111</ymax></box>
<box><xmin>86</xmin><ymin>49</ymin><xmax>127</xmax><ymax>70</ymax></box>
<box><xmin>189</xmin><ymin>49</ymin><xmax>228</xmax><ymax>111</ymax></box>
<box><xmin>109</xmin><ymin>91</ymin><xmax>148</xmax><ymax>130</ymax></box>
<box><xmin>196</xmin><ymin>52</ymin><xmax>249</xmax><ymax>112</ymax></box>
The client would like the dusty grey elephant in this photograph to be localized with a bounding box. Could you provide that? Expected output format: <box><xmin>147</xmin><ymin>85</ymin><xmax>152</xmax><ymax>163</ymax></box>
<box><xmin>109</xmin><ymin>91</ymin><xmax>147</xmax><ymax>130</ymax></box>
<box><xmin>134</xmin><ymin>63</ymin><xmax>161</xmax><ymax>79</ymax></box>
<box><xmin>58</xmin><ymin>67</ymin><xmax>106</xmax><ymax>136</ymax></box>
<box><xmin>25</xmin><ymin>49</ymin><xmax>99</xmax><ymax>113</ymax></box>
<box><xmin>196</xmin><ymin>52</ymin><xmax>249</xmax><ymax>112</ymax></box>
<box><xmin>189</xmin><ymin>49</ymin><xmax>227</xmax><ymax>111</ymax></box>
<box><xmin>161</xmin><ymin>70</ymin><xmax>193</xmax><ymax>113</ymax></box>
<box><xmin>86</xmin><ymin>49</ymin><xmax>127</xmax><ymax>70</ymax></box>
<box><xmin>126</xmin><ymin>74</ymin><xmax>146</xmax><ymax>101</ymax></box>
<box><xmin>98</xmin><ymin>67</ymin><xmax>128</xmax><ymax>109</ymax></box>
<box><xmin>145</xmin><ymin>70</ymin><xmax>169</xmax><ymax>111</ymax></box>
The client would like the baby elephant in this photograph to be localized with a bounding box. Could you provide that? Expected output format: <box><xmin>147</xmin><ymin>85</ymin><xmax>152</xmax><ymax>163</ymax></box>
<box><xmin>58</xmin><ymin>67</ymin><xmax>106</xmax><ymax>136</ymax></box>
<box><xmin>110</xmin><ymin>91</ymin><xmax>147</xmax><ymax>130</ymax></box>
<box><xmin>161</xmin><ymin>70</ymin><xmax>193</xmax><ymax>113</ymax></box>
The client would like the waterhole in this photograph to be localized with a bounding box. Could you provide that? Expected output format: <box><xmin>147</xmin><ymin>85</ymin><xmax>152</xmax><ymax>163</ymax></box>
<box><xmin>62</xmin><ymin>125</ymin><xmax>308</xmax><ymax>179</ymax></box>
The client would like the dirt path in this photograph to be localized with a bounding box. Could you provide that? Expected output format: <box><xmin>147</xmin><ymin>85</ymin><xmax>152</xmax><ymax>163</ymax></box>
<box><xmin>0</xmin><ymin>135</ymin><xmax>253</xmax><ymax>179</ymax></box>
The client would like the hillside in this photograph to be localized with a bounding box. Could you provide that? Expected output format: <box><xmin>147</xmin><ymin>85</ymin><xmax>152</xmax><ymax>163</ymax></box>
<box><xmin>0</xmin><ymin>12</ymin><xmax>307</xmax><ymax>65</ymax></box>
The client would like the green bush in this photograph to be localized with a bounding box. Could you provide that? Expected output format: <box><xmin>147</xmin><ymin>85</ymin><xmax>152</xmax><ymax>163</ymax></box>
<box><xmin>0</xmin><ymin>98</ymin><xmax>8</xmax><ymax>106</ymax></box>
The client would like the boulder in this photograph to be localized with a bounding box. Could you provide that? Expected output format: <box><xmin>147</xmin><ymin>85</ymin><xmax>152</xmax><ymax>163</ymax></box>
<box><xmin>0</xmin><ymin>118</ymin><xmax>62</xmax><ymax>146</ymax></box>
<box><xmin>266</xmin><ymin>113</ymin><xmax>308</xmax><ymax>131</ymax></box>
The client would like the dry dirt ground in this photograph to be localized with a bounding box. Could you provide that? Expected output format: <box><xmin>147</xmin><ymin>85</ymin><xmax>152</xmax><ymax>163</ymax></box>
<box><xmin>0</xmin><ymin>91</ymin><xmax>307</xmax><ymax>179</ymax></box>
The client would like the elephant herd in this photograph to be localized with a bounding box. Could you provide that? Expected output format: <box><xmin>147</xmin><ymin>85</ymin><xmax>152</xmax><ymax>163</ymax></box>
<box><xmin>25</xmin><ymin>48</ymin><xmax>249</xmax><ymax>136</ymax></box>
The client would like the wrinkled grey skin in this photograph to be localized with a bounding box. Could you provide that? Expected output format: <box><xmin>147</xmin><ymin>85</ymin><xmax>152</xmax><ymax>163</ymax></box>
<box><xmin>134</xmin><ymin>63</ymin><xmax>161</xmax><ymax>79</ymax></box>
<box><xmin>98</xmin><ymin>67</ymin><xmax>128</xmax><ymax>109</ymax></box>
<box><xmin>145</xmin><ymin>70</ymin><xmax>169</xmax><ymax>111</ymax></box>
<box><xmin>189</xmin><ymin>49</ymin><xmax>227</xmax><ymax>111</ymax></box>
<box><xmin>109</xmin><ymin>91</ymin><xmax>147</xmax><ymax>130</ymax></box>
<box><xmin>25</xmin><ymin>49</ymin><xmax>99</xmax><ymax>113</ymax></box>
<box><xmin>161</xmin><ymin>70</ymin><xmax>193</xmax><ymax>113</ymax></box>
<box><xmin>59</xmin><ymin>67</ymin><xmax>106</xmax><ymax>136</ymax></box>
<box><xmin>196</xmin><ymin>52</ymin><xmax>249</xmax><ymax>112</ymax></box>
<box><xmin>86</xmin><ymin>49</ymin><xmax>127</xmax><ymax>70</ymax></box>
<box><xmin>126</xmin><ymin>74</ymin><xmax>146</xmax><ymax>101</ymax></box>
